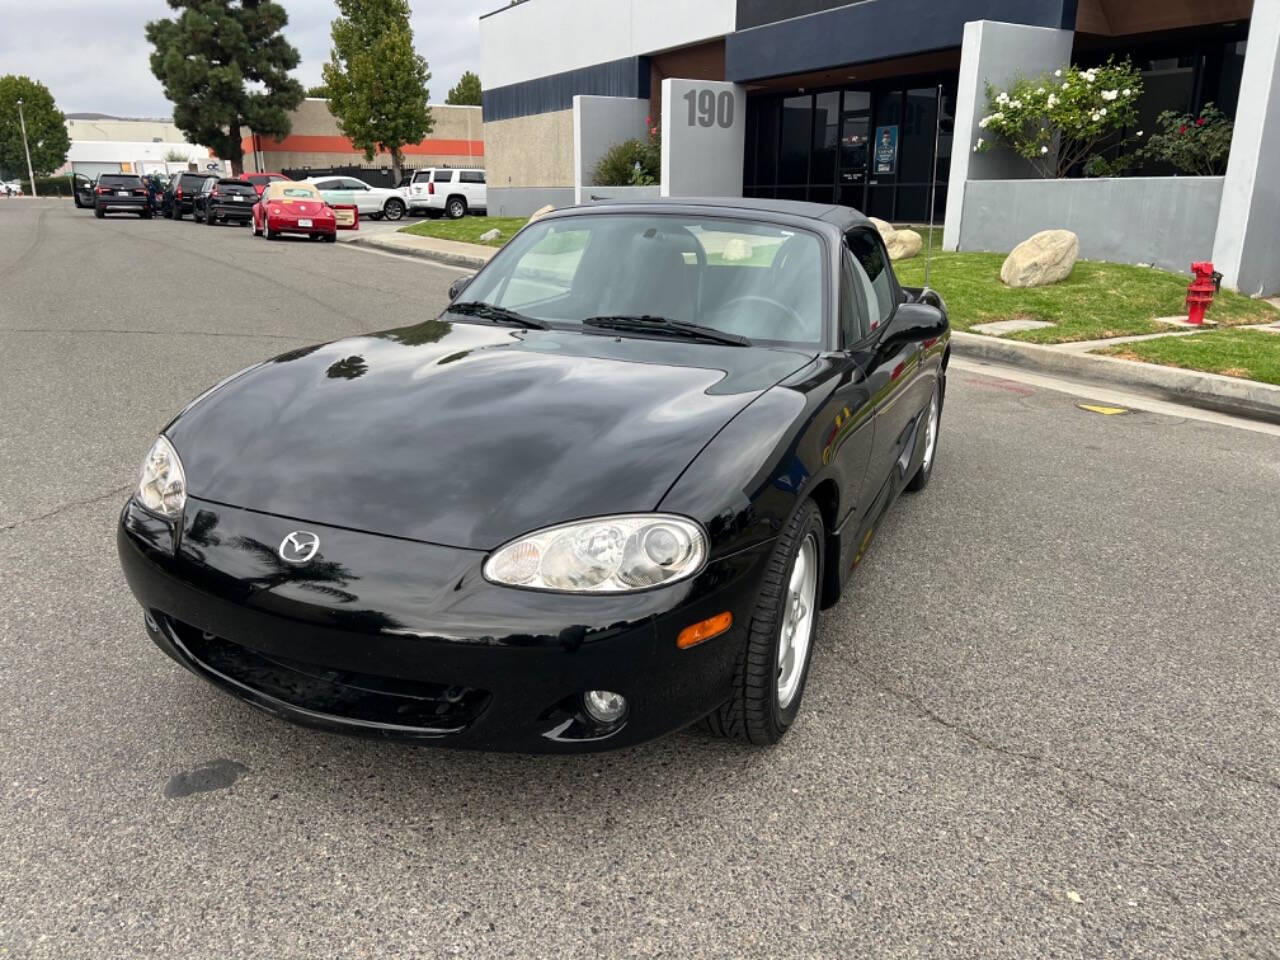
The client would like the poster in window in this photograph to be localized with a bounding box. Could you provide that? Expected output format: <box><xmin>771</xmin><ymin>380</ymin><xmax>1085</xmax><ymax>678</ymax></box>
<box><xmin>873</xmin><ymin>125</ymin><xmax>899</xmax><ymax>175</ymax></box>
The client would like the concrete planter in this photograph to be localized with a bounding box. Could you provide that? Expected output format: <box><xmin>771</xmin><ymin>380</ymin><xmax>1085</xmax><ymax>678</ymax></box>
<box><xmin>577</xmin><ymin>185</ymin><xmax>661</xmax><ymax>205</ymax></box>
<box><xmin>957</xmin><ymin>176</ymin><xmax>1225</xmax><ymax>274</ymax></box>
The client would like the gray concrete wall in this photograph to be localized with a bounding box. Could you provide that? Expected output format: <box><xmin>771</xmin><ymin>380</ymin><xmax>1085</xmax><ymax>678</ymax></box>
<box><xmin>959</xmin><ymin>177</ymin><xmax>1224</xmax><ymax>272</ymax></box>
<box><xmin>579</xmin><ymin>186</ymin><xmax>662</xmax><ymax>203</ymax></box>
<box><xmin>488</xmin><ymin>187</ymin><xmax>576</xmax><ymax>217</ymax></box>
<box><xmin>574</xmin><ymin>96</ymin><xmax>651</xmax><ymax>204</ymax></box>
<box><xmin>1212</xmin><ymin>0</ymin><xmax>1280</xmax><ymax>296</ymax></box>
<box><xmin>660</xmin><ymin>78</ymin><xmax>746</xmax><ymax>198</ymax></box>
<box><xmin>943</xmin><ymin>19</ymin><xmax>1074</xmax><ymax>250</ymax></box>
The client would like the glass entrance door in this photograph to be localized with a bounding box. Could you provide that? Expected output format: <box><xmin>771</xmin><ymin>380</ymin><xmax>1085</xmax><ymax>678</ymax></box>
<box><xmin>838</xmin><ymin>90</ymin><xmax>871</xmax><ymax>209</ymax></box>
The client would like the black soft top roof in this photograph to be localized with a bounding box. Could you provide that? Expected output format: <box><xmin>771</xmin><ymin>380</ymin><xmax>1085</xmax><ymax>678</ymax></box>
<box><xmin>565</xmin><ymin>195</ymin><xmax>872</xmax><ymax>233</ymax></box>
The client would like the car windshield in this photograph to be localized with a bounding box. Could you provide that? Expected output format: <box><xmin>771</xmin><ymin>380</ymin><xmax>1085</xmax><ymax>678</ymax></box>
<box><xmin>267</xmin><ymin>184</ymin><xmax>321</xmax><ymax>200</ymax></box>
<box><xmin>452</xmin><ymin>214</ymin><xmax>825</xmax><ymax>347</ymax></box>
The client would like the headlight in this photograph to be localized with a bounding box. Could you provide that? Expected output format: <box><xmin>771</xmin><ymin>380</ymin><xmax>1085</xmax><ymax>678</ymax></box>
<box><xmin>484</xmin><ymin>515</ymin><xmax>707</xmax><ymax>593</ymax></box>
<box><xmin>136</xmin><ymin>435</ymin><xmax>186</xmax><ymax>519</ymax></box>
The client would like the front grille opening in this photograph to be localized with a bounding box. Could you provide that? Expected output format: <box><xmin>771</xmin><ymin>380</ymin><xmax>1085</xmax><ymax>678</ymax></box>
<box><xmin>167</xmin><ymin>619</ymin><xmax>490</xmax><ymax>733</ymax></box>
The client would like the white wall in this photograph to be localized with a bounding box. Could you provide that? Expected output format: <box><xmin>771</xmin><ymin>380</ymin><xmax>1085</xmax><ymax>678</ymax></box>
<box><xmin>1212</xmin><ymin>0</ymin><xmax>1280</xmax><ymax>296</ymax></box>
<box><xmin>574</xmin><ymin>96</ymin><xmax>651</xmax><ymax>203</ymax></box>
<box><xmin>481</xmin><ymin>0</ymin><xmax>736</xmax><ymax>90</ymax></box>
<box><xmin>660</xmin><ymin>79</ymin><xmax>746</xmax><ymax>198</ymax></box>
<box><xmin>943</xmin><ymin>19</ymin><xmax>1073</xmax><ymax>251</ymax></box>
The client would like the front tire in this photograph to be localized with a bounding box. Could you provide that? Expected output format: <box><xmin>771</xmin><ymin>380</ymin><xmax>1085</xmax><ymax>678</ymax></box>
<box><xmin>704</xmin><ymin>500</ymin><xmax>824</xmax><ymax>745</ymax></box>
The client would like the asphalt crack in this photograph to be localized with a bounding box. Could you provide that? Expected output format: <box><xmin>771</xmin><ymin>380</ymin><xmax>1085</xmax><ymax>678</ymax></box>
<box><xmin>1</xmin><ymin>483</ymin><xmax>132</xmax><ymax>533</ymax></box>
<box><xmin>852</xmin><ymin>663</ymin><xmax>1167</xmax><ymax>803</ymax></box>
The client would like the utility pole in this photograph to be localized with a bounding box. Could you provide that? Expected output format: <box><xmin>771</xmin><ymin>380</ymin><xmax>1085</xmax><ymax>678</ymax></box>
<box><xmin>16</xmin><ymin>98</ymin><xmax>37</xmax><ymax>198</ymax></box>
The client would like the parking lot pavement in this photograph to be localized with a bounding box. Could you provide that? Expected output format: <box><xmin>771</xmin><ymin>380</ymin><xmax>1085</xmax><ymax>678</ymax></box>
<box><xmin>2</xmin><ymin>202</ymin><xmax>1278</xmax><ymax>958</ymax></box>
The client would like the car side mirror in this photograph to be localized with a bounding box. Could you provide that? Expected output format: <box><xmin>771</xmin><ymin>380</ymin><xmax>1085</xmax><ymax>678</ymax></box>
<box><xmin>448</xmin><ymin>275</ymin><xmax>474</xmax><ymax>301</ymax></box>
<box><xmin>877</xmin><ymin>300</ymin><xmax>947</xmax><ymax>350</ymax></box>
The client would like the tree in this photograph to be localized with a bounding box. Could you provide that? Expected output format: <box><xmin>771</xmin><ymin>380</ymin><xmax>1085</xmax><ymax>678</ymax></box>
<box><xmin>306</xmin><ymin>84</ymin><xmax>330</xmax><ymax>98</ymax></box>
<box><xmin>322</xmin><ymin>0</ymin><xmax>432</xmax><ymax>182</ymax></box>
<box><xmin>146</xmin><ymin>0</ymin><xmax>305</xmax><ymax>175</ymax></box>
<box><xmin>0</xmin><ymin>76</ymin><xmax>71</xmax><ymax>182</ymax></box>
<box><xmin>446</xmin><ymin>71</ymin><xmax>481</xmax><ymax>106</ymax></box>
<box><xmin>974</xmin><ymin>58</ymin><xmax>1143</xmax><ymax>178</ymax></box>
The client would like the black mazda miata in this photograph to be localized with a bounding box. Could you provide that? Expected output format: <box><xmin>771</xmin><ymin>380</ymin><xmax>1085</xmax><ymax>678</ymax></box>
<box><xmin>118</xmin><ymin>197</ymin><xmax>949</xmax><ymax>752</ymax></box>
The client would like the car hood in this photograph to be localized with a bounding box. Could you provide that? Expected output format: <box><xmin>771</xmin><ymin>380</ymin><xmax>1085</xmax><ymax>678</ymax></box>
<box><xmin>167</xmin><ymin>319</ymin><xmax>811</xmax><ymax>549</ymax></box>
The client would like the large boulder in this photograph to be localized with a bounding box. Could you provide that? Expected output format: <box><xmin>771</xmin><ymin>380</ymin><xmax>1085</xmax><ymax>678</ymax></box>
<box><xmin>527</xmin><ymin>204</ymin><xmax>556</xmax><ymax>223</ymax></box>
<box><xmin>886</xmin><ymin>228</ymin><xmax>923</xmax><ymax>261</ymax></box>
<box><xmin>1000</xmin><ymin>230</ymin><xmax>1079</xmax><ymax>288</ymax></box>
<box><xmin>868</xmin><ymin>217</ymin><xmax>896</xmax><ymax>242</ymax></box>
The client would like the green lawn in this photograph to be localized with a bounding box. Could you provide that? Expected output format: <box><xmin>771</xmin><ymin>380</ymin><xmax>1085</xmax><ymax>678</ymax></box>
<box><xmin>894</xmin><ymin>253</ymin><xmax>1278</xmax><ymax>344</ymax></box>
<box><xmin>400</xmin><ymin>216</ymin><xmax>528</xmax><ymax>247</ymax></box>
<box><xmin>1093</xmin><ymin>329</ymin><xmax>1280</xmax><ymax>386</ymax></box>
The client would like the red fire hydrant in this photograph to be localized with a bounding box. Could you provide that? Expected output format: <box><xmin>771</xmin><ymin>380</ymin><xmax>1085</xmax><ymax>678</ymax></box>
<box><xmin>1186</xmin><ymin>262</ymin><xmax>1222</xmax><ymax>325</ymax></box>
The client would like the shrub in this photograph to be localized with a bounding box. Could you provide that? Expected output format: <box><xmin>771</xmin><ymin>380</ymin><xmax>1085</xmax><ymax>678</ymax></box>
<box><xmin>592</xmin><ymin>121</ymin><xmax>660</xmax><ymax>186</ymax></box>
<box><xmin>974</xmin><ymin>58</ymin><xmax>1143</xmax><ymax>178</ymax></box>
<box><xmin>1138</xmin><ymin>103</ymin><xmax>1233</xmax><ymax>176</ymax></box>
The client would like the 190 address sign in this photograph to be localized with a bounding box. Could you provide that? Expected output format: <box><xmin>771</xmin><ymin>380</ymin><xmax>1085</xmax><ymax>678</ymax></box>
<box><xmin>683</xmin><ymin>88</ymin><xmax>735</xmax><ymax>129</ymax></box>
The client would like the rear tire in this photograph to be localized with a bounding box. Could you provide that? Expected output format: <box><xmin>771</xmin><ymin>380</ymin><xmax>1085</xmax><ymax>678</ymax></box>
<box><xmin>446</xmin><ymin>196</ymin><xmax>467</xmax><ymax>219</ymax></box>
<box><xmin>383</xmin><ymin>198</ymin><xmax>405</xmax><ymax>221</ymax></box>
<box><xmin>206</xmin><ymin>209</ymin><xmax>217</xmax><ymax>226</ymax></box>
<box><xmin>94</xmin><ymin>205</ymin><xmax>104</xmax><ymax>219</ymax></box>
<box><xmin>324</xmin><ymin>232</ymin><xmax>337</xmax><ymax>243</ymax></box>
<box><xmin>703</xmin><ymin>500</ymin><xmax>824</xmax><ymax>745</ymax></box>
<box><xmin>264</xmin><ymin>220</ymin><xmax>275</xmax><ymax>240</ymax></box>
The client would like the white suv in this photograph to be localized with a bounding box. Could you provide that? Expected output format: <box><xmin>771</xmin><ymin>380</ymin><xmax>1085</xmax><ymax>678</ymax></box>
<box><xmin>302</xmin><ymin>175</ymin><xmax>408</xmax><ymax>221</ymax></box>
<box><xmin>405</xmin><ymin>168</ymin><xmax>486</xmax><ymax>219</ymax></box>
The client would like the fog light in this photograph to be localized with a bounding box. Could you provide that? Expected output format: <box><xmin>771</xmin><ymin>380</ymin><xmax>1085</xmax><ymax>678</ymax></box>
<box><xmin>582</xmin><ymin>690</ymin><xmax>627</xmax><ymax>724</ymax></box>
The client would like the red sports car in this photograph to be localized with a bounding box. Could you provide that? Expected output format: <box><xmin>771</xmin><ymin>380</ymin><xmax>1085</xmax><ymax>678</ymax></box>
<box><xmin>253</xmin><ymin>182</ymin><xmax>337</xmax><ymax>242</ymax></box>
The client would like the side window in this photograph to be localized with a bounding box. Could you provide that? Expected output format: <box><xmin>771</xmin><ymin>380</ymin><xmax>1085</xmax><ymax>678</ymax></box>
<box><xmin>342</xmin><ymin>179</ymin><xmax>369</xmax><ymax>191</ymax></box>
<box><xmin>839</xmin><ymin>249</ymin><xmax>870</xmax><ymax>345</ymax></box>
<box><xmin>432</xmin><ymin>170</ymin><xmax>453</xmax><ymax>184</ymax></box>
<box><xmin>314</xmin><ymin>180</ymin><xmax>339</xmax><ymax>190</ymax></box>
<box><xmin>413</xmin><ymin>170</ymin><xmax>432</xmax><ymax>183</ymax></box>
<box><xmin>460</xmin><ymin>171</ymin><xmax>484</xmax><ymax>184</ymax></box>
<box><xmin>846</xmin><ymin>229</ymin><xmax>895</xmax><ymax>331</ymax></box>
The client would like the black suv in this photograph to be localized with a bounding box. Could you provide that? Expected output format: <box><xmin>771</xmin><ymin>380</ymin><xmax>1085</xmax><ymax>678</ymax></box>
<box><xmin>162</xmin><ymin>172</ymin><xmax>216</xmax><ymax>220</ymax></box>
<box><xmin>192</xmin><ymin>177</ymin><xmax>259</xmax><ymax>226</ymax></box>
<box><xmin>93</xmin><ymin>174</ymin><xmax>152</xmax><ymax>219</ymax></box>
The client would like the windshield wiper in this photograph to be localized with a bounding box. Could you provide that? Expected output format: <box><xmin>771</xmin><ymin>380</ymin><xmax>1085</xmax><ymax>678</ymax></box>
<box><xmin>448</xmin><ymin>301</ymin><xmax>549</xmax><ymax>329</ymax></box>
<box><xmin>583</xmin><ymin>315</ymin><xmax>751</xmax><ymax>347</ymax></box>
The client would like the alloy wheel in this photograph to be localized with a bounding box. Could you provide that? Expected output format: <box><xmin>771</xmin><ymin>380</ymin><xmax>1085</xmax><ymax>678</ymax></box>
<box><xmin>777</xmin><ymin>531</ymin><xmax>818</xmax><ymax>709</ymax></box>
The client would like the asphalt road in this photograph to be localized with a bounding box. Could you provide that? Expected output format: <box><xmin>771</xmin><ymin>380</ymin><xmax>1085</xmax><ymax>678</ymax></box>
<box><xmin>2</xmin><ymin>200</ymin><xmax>1278</xmax><ymax>959</ymax></box>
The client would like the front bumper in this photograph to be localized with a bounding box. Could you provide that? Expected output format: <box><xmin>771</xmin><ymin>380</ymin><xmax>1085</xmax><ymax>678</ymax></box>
<box><xmin>118</xmin><ymin>497</ymin><xmax>771</xmax><ymax>752</ymax></box>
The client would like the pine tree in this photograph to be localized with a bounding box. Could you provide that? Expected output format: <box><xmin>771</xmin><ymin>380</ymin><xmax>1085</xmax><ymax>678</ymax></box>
<box><xmin>0</xmin><ymin>76</ymin><xmax>71</xmax><ymax>180</ymax></box>
<box><xmin>322</xmin><ymin>0</ymin><xmax>432</xmax><ymax>183</ymax></box>
<box><xmin>146</xmin><ymin>0</ymin><xmax>305</xmax><ymax>174</ymax></box>
<box><xmin>446</xmin><ymin>71</ymin><xmax>482</xmax><ymax>107</ymax></box>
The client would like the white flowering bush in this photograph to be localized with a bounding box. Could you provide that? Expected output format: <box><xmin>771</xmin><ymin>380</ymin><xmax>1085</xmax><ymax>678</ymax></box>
<box><xmin>975</xmin><ymin>58</ymin><xmax>1143</xmax><ymax>178</ymax></box>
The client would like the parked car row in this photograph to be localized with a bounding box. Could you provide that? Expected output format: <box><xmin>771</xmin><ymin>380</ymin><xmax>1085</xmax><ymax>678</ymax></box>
<box><xmin>76</xmin><ymin>167</ymin><xmax>488</xmax><ymax>229</ymax></box>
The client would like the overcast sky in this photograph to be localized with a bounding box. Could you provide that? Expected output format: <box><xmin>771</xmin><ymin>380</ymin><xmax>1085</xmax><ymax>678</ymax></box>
<box><xmin>0</xmin><ymin>0</ymin><xmax>494</xmax><ymax>118</ymax></box>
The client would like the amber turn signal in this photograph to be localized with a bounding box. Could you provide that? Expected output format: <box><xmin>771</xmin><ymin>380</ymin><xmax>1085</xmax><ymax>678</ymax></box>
<box><xmin>677</xmin><ymin>611</ymin><xmax>733</xmax><ymax>649</ymax></box>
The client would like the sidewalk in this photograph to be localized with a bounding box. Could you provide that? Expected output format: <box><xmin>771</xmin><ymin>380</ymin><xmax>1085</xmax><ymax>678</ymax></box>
<box><xmin>950</xmin><ymin>330</ymin><xmax>1280</xmax><ymax>424</ymax></box>
<box><xmin>349</xmin><ymin>231</ymin><xmax>494</xmax><ymax>269</ymax></box>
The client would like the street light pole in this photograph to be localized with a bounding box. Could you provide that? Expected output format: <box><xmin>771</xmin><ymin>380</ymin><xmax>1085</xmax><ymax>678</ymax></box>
<box><xmin>15</xmin><ymin>98</ymin><xmax>38</xmax><ymax>198</ymax></box>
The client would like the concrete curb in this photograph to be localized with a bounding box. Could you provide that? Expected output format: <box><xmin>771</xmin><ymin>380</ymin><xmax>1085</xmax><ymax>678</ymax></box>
<box><xmin>951</xmin><ymin>331</ymin><xmax>1280</xmax><ymax>424</ymax></box>
<box><xmin>348</xmin><ymin>235</ymin><xmax>487</xmax><ymax>270</ymax></box>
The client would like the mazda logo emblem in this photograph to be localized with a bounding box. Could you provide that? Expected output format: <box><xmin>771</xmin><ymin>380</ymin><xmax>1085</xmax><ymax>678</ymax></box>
<box><xmin>278</xmin><ymin>530</ymin><xmax>320</xmax><ymax>564</ymax></box>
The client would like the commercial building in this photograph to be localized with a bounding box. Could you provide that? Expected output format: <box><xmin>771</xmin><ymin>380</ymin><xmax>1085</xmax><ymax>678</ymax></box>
<box><xmin>480</xmin><ymin>0</ymin><xmax>1279</xmax><ymax>294</ymax></box>
<box><xmin>241</xmin><ymin>99</ymin><xmax>484</xmax><ymax>176</ymax></box>
<box><xmin>58</xmin><ymin>114</ymin><xmax>220</xmax><ymax>178</ymax></box>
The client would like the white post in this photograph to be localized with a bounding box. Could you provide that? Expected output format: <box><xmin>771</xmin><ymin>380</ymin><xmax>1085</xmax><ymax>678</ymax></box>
<box><xmin>16</xmin><ymin>99</ymin><xmax>37</xmax><ymax>198</ymax></box>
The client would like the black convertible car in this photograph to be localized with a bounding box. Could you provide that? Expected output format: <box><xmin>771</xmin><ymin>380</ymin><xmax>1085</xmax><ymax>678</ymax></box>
<box><xmin>118</xmin><ymin>197</ymin><xmax>949</xmax><ymax>752</ymax></box>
